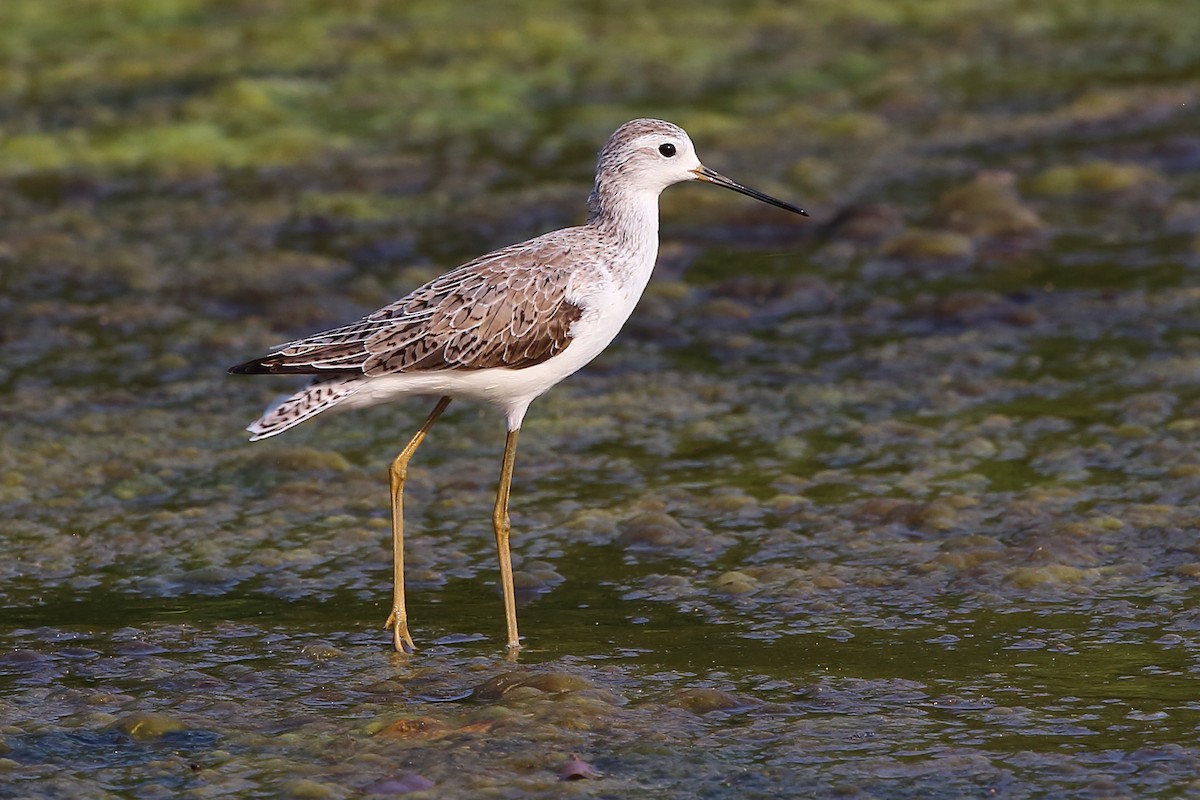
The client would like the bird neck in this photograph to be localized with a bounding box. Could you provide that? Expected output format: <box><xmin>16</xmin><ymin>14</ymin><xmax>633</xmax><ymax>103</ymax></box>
<box><xmin>586</xmin><ymin>179</ymin><xmax>661</xmax><ymax>255</ymax></box>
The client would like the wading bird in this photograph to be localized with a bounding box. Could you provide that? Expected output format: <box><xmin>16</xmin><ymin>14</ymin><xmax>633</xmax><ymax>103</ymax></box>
<box><xmin>230</xmin><ymin>119</ymin><xmax>806</xmax><ymax>653</ymax></box>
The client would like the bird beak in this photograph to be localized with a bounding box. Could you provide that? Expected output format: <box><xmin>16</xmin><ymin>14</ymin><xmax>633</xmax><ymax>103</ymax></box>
<box><xmin>690</xmin><ymin>165</ymin><xmax>807</xmax><ymax>216</ymax></box>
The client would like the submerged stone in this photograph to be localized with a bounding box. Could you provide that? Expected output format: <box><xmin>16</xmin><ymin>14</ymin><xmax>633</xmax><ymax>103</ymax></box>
<box><xmin>1006</xmin><ymin>565</ymin><xmax>1087</xmax><ymax>589</ymax></box>
<box><xmin>558</xmin><ymin>753</ymin><xmax>601</xmax><ymax>780</ymax></box>
<box><xmin>114</xmin><ymin>712</ymin><xmax>187</xmax><ymax>739</ymax></box>
<box><xmin>880</xmin><ymin>228</ymin><xmax>975</xmax><ymax>260</ymax></box>
<box><xmin>824</xmin><ymin>203</ymin><xmax>904</xmax><ymax>244</ymax></box>
<box><xmin>299</xmin><ymin>641</ymin><xmax>343</xmax><ymax>661</ymax></box>
<box><xmin>617</xmin><ymin>511</ymin><xmax>691</xmax><ymax>549</ymax></box>
<box><xmin>373</xmin><ymin>716</ymin><xmax>455</xmax><ymax>740</ymax></box>
<box><xmin>362</xmin><ymin>773</ymin><xmax>435</xmax><ymax>794</ymax></box>
<box><xmin>281</xmin><ymin>778</ymin><xmax>337</xmax><ymax>799</ymax></box>
<box><xmin>936</xmin><ymin>171</ymin><xmax>1043</xmax><ymax>238</ymax></box>
<box><xmin>666</xmin><ymin>688</ymin><xmax>758</xmax><ymax>714</ymax></box>
<box><xmin>713</xmin><ymin>571</ymin><xmax>759</xmax><ymax>595</ymax></box>
<box><xmin>472</xmin><ymin>671</ymin><xmax>595</xmax><ymax>702</ymax></box>
<box><xmin>1027</xmin><ymin>161</ymin><xmax>1165</xmax><ymax>197</ymax></box>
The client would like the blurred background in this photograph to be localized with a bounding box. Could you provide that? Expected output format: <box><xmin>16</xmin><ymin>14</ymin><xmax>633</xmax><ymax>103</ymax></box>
<box><xmin>3</xmin><ymin>1</ymin><xmax>1200</xmax><ymax>797</ymax></box>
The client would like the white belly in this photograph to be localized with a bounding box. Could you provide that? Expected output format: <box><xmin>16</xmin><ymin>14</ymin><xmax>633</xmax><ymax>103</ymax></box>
<box><xmin>341</xmin><ymin>271</ymin><xmax>652</xmax><ymax>430</ymax></box>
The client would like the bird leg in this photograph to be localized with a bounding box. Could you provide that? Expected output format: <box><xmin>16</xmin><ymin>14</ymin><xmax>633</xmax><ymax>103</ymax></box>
<box><xmin>493</xmin><ymin>427</ymin><xmax>522</xmax><ymax>652</ymax></box>
<box><xmin>385</xmin><ymin>396</ymin><xmax>451</xmax><ymax>653</ymax></box>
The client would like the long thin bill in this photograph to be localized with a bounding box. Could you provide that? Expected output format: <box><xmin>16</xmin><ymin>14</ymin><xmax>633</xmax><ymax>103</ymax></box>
<box><xmin>692</xmin><ymin>165</ymin><xmax>807</xmax><ymax>216</ymax></box>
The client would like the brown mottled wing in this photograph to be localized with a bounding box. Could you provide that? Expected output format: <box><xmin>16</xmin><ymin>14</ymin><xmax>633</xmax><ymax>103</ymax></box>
<box><xmin>229</xmin><ymin>234</ymin><xmax>585</xmax><ymax>376</ymax></box>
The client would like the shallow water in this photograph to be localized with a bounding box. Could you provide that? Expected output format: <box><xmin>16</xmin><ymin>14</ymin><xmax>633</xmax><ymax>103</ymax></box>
<box><xmin>4</xmin><ymin>1</ymin><xmax>1200</xmax><ymax>797</ymax></box>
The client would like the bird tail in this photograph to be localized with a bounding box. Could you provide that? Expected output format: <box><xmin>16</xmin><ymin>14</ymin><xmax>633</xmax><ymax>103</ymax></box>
<box><xmin>245</xmin><ymin>376</ymin><xmax>362</xmax><ymax>441</ymax></box>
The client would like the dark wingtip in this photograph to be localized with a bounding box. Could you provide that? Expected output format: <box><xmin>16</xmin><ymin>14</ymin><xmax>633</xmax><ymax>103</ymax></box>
<box><xmin>228</xmin><ymin>358</ymin><xmax>338</xmax><ymax>375</ymax></box>
<box><xmin>228</xmin><ymin>360</ymin><xmax>273</xmax><ymax>375</ymax></box>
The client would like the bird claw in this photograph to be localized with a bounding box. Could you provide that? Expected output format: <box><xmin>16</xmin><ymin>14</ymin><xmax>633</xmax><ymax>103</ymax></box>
<box><xmin>384</xmin><ymin>611</ymin><xmax>416</xmax><ymax>654</ymax></box>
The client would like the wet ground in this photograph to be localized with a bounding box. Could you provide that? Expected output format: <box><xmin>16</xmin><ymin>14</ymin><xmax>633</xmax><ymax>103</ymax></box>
<box><xmin>3</xmin><ymin>1</ymin><xmax>1200</xmax><ymax>797</ymax></box>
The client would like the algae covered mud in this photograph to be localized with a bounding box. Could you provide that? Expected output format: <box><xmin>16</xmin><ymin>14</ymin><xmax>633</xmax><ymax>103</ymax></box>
<box><xmin>3</xmin><ymin>1</ymin><xmax>1200</xmax><ymax>797</ymax></box>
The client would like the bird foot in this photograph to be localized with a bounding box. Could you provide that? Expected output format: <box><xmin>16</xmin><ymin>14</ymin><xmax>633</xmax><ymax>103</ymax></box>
<box><xmin>504</xmin><ymin>638</ymin><xmax>522</xmax><ymax>661</ymax></box>
<box><xmin>384</xmin><ymin>610</ymin><xmax>416</xmax><ymax>654</ymax></box>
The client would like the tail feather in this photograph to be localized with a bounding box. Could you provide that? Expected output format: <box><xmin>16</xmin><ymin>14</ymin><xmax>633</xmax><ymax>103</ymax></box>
<box><xmin>246</xmin><ymin>376</ymin><xmax>362</xmax><ymax>441</ymax></box>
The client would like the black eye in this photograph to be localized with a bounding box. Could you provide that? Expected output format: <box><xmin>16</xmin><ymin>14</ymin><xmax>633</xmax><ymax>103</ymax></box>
<box><xmin>658</xmin><ymin>143</ymin><xmax>676</xmax><ymax>157</ymax></box>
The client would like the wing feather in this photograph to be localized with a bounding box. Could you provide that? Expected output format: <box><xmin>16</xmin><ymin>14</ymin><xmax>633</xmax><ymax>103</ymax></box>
<box><xmin>228</xmin><ymin>232</ymin><xmax>588</xmax><ymax>377</ymax></box>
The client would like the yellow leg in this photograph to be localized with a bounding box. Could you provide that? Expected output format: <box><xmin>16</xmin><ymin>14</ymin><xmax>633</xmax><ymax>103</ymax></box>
<box><xmin>384</xmin><ymin>396</ymin><xmax>451</xmax><ymax>653</ymax></box>
<box><xmin>493</xmin><ymin>427</ymin><xmax>522</xmax><ymax>652</ymax></box>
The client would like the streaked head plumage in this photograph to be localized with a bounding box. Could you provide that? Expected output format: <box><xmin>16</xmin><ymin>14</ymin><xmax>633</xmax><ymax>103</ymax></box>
<box><xmin>593</xmin><ymin>118</ymin><xmax>702</xmax><ymax>192</ymax></box>
<box><xmin>588</xmin><ymin>118</ymin><xmax>807</xmax><ymax>221</ymax></box>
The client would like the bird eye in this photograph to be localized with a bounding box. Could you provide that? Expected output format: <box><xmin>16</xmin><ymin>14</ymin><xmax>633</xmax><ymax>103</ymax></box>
<box><xmin>658</xmin><ymin>143</ymin><xmax>676</xmax><ymax>157</ymax></box>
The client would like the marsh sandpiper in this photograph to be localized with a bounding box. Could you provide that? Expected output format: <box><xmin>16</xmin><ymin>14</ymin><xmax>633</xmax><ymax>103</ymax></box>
<box><xmin>230</xmin><ymin>118</ymin><xmax>807</xmax><ymax>653</ymax></box>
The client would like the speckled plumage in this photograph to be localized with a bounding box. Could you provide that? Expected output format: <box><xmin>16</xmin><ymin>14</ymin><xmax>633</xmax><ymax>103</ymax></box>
<box><xmin>230</xmin><ymin>231</ymin><xmax>595</xmax><ymax>439</ymax></box>
<box><xmin>232</xmin><ymin>120</ymin><xmax>710</xmax><ymax>439</ymax></box>
<box><xmin>228</xmin><ymin>118</ymin><xmax>806</xmax><ymax>652</ymax></box>
<box><xmin>235</xmin><ymin>237</ymin><xmax>587</xmax><ymax>376</ymax></box>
